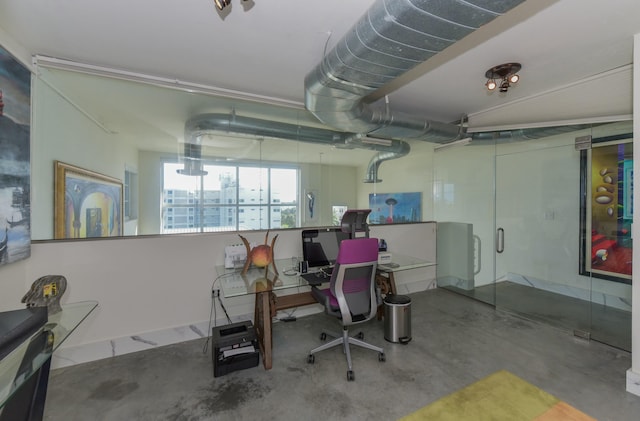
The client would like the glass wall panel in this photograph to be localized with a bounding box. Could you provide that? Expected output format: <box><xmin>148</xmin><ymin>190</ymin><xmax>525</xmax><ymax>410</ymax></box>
<box><xmin>585</xmin><ymin>122</ymin><xmax>633</xmax><ymax>350</ymax></box>
<box><xmin>435</xmin><ymin>121</ymin><xmax>632</xmax><ymax>351</ymax></box>
<box><xmin>494</xmin><ymin>128</ymin><xmax>591</xmax><ymax>336</ymax></box>
<box><xmin>433</xmin><ymin>138</ymin><xmax>496</xmax><ymax>305</ymax></box>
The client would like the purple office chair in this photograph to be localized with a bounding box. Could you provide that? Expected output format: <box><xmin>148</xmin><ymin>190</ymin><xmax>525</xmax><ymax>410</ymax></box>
<box><xmin>306</xmin><ymin>237</ymin><xmax>385</xmax><ymax>381</ymax></box>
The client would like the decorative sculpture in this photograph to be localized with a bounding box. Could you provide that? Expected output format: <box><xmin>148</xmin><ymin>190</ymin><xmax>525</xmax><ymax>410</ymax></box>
<box><xmin>239</xmin><ymin>231</ymin><xmax>278</xmax><ymax>276</ymax></box>
<box><xmin>22</xmin><ymin>275</ymin><xmax>68</xmax><ymax>315</ymax></box>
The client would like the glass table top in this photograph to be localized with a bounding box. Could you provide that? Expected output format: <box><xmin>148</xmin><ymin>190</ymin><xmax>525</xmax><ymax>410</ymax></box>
<box><xmin>377</xmin><ymin>253</ymin><xmax>436</xmax><ymax>272</ymax></box>
<box><xmin>216</xmin><ymin>254</ymin><xmax>436</xmax><ymax>298</ymax></box>
<box><xmin>0</xmin><ymin>301</ymin><xmax>98</xmax><ymax>410</ymax></box>
<box><xmin>215</xmin><ymin>259</ymin><xmax>308</xmax><ymax>298</ymax></box>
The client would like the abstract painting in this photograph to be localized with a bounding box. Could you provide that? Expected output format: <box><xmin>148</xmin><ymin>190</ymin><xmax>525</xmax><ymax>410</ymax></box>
<box><xmin>0</xmin><ymin>45</ymin><xmax>31</xmax><ymax>266</ymax></box>
<box><xmin>579</xmin><ymin>134</ymin><xmax>632</xmax><ymax>284</ymax></box>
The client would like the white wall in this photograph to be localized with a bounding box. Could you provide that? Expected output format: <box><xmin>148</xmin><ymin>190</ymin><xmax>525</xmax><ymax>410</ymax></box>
<box><xmin>432</xmin><ymin>141</ymin><xmax>496</xmax><ymax>286</ymax></box>
<box><xmin>0</xmin><ymin>26</ymin><xmax>31</xmax><ymax>72</ymax></box>
<box><xmin>300</xmin><ymin>162</ymin><xmax>358</xmax><ymax>227</ymax></box>
<box><xmin>0</xmin><ymin>222</ymin><xmax>436</xmax><ymax>368</ymax></box>
<box><xmin>30</xmin><ymin>70</ymin><xmax>139</xmax><ymax>239</ymax></box>
<box><xmin>357</xmin><ymin>140</ymin><xmax>435</xmax><ymax>219</ymax></box>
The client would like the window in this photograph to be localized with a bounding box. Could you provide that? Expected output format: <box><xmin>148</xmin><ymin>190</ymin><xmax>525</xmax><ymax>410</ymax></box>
<box><xmin>161</xmin><ymin>162</ymin><xmax>299</xmax><ymax>233</ymax></box>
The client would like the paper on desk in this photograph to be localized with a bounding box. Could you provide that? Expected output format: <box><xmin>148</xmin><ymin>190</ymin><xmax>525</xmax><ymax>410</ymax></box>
<box><xmin>222</xmin><ymin>345</ymin><xmax>256</xmax><ymax>358</ymax></box>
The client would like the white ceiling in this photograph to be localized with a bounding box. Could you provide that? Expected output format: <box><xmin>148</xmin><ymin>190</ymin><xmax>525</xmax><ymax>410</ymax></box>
<box><xmin>1</xmin><ymin>0</ymin><xmax>639</xmax><ymax>143</ymax></box>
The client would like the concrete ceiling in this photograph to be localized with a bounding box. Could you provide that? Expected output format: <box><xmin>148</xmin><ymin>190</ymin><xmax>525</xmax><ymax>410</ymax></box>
<box><xmin>1</xmin><ymin>0</ymin><xmax>639</xmax><ymax>156</ymax></box>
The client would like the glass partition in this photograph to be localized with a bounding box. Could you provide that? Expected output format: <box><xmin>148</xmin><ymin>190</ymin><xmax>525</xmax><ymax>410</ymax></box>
<box><xmin>435</xmin><ymin>121</ymin><xmax>632</xmax><ymax>351</ymax></box>
<box><xmin>30</xmin><ymin>67</ymin><xmax>383</xmax><ymax>240</ymax></box>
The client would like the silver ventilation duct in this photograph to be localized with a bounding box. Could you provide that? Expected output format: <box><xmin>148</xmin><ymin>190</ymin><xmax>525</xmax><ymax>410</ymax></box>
<box><xmin>304</xmin><ymin>0</ymin><xmax>526</xmax><ymax>143</ymax></box>
<box><xmin>177</xmin><ymin>142</ymin><xmax>208</xmax><ymax>176</ymax></box>
<box><xmin>184</xmin><ymin>113</ymin><xmax>409</xmax><ymax>182</ymax></box>
<box><xmin>470</xmin><ymin>124</ymin><xmax>595</xmax><ymax>143</ymax></box>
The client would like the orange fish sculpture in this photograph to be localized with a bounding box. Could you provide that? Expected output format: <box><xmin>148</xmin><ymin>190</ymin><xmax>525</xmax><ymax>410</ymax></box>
<box><xmin>239</xmin><ymin>230</ymin><xmax>278</xmax><ymax>276</ymax></box>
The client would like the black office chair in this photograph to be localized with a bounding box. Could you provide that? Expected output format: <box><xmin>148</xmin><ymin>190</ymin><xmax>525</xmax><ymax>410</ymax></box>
<box><xmin>306</xmin><ymin>236</ymin><xmax>385</xmax><ymax>381</ymax></box>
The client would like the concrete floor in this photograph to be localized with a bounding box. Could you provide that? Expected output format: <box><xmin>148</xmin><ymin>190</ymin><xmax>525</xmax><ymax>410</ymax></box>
<box><xmin>43</xmin><ymin>288</ymin><xmax>640</xmax><ymax>421</ymax></box>
<box><xmin>448</xmin><ymin>281</ymin><xmax>632</xmax><ymax>351</ymax></box>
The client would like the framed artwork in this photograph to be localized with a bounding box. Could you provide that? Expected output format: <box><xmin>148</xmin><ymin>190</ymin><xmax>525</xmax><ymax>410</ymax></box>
<box><xmin>305</xmin><ymin>189</ymin><xmax>317</xmax><ymax>222</ymax></box>
<box><xmin>54</xmin><ymin>161</ymin><xmax>123</xmax><ymax>239</ymax></box>
<box><xmin>579</xmin><ymin>134</ymin><xmax>632</xmax><ymax>284</ymax></box>
<box><xmin>368</xmin><ymin>192</ymin><xmax>421</xmax><ymax>224</ymax></box>
<box><xmin>0</xmin><ymin>44</ymin><xmax>31</xmax><ymax>266</ymax></box>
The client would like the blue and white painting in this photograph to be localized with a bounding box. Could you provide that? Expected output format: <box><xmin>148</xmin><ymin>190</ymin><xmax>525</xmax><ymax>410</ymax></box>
<box><xmin>369</xmin><ymin>192</ymin><xmax>421</xmax><ymax>225</ymax></box>
<box><xmin>0</xmin><ymin>45</ymin><xmax>31</xmax><ymax>266</ymax></box>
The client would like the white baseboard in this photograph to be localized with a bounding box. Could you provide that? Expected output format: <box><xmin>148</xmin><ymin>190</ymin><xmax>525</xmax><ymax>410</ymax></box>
<box><xmin>52</xmin><ymin>279</ymin><xmax>435</xmax><ymax>369</ymax></box>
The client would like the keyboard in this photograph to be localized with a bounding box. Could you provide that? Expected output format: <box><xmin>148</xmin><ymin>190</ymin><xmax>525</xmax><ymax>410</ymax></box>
<box><xmin>322</xmin><ymin>265</ymin><xmax>334</xmax><ymax>276</ymax></box>
<box><xmin>301</xmin><ymin>271</ymin><xmax>331</xmax><ymax>286</ymax></box>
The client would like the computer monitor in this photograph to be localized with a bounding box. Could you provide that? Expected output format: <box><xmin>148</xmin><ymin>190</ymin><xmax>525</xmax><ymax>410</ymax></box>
<box><xmin>301</xmin><ymin>227</ymin><xmax>349</xmax><ymax>269</ymax></box>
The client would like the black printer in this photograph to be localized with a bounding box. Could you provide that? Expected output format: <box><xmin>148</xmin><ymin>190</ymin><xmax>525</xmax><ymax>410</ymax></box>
<box><xmin>211</xmin><ymin>321</ymin><xmax>259</xmax><ymax>377</ymax></box>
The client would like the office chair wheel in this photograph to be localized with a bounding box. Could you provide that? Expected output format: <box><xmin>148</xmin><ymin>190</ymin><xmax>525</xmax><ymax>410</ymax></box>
<box><xmin>307</xmin><ymin>354</ymin><xmax>315</xmax><ymax>364</ymax></box>
<box><xmin>378</xmin><ymin>352</ymin><xmax>386</xmax><ymax>362</ymax></box>
<box><xmin>356</xmin><ymin>332</ymin><xmax>364</xmax><ymax>340</ymax></box>
<box><xmin>347</xmin><ymin>370</ymin><xmax>355</xmax><ymax>381</ymax></box>
<box><xmin>320</xmin><ymin>332</ymin><xmax>327</xmax><ymax>341</ymax></box>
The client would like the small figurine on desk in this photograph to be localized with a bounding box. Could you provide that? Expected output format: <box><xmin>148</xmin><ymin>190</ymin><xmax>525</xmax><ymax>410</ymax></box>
<box><xmin>22</xmin><ymin>275</ymin><xmax>68</xmax><ymax>315</ymax></box>
<box><xmin>239</xmin><ymin>231</ymin><xmax>279</xmax><ymax>276</ymax></box>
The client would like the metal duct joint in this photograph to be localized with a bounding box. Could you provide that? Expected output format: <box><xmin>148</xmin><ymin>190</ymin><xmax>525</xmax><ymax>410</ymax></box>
<box><xmin>177</xmin><ymin>142</ymin><xmax>208</xmax><ymax>176</ymax></box>
<box><xmin>305</xmin><ymin>0</ymin><xmax>526</xmax><ymax>143</ymax></box>
<box><xmin>470</xmin><ymin>124</ymin><xmax>595</xmax><ymax>143</ymax></box>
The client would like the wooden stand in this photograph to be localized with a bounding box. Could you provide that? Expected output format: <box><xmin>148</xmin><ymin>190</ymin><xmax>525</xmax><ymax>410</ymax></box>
<box><xmin>253</xmin><ymin>291</ymin><xmax>317</xmax><ymax>370</ymax></box>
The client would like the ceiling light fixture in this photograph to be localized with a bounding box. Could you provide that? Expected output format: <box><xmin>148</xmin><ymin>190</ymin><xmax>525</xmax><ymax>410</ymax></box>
<box><xmin>214</xmin><ymin>0</ymin><xmax>231</xmax><ymax>11</ymax></box>
<box><xmin>485</xmin><ymin>63</ymin><xmax>521</xmax><ymax>93</ymax></box>
<box><xmin>215</xmin><ymin>0</ymin><xmax>253</xmax><ymax>11</ymax></box>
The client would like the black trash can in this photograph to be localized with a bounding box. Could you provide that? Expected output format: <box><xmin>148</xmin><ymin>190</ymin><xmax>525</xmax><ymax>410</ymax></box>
<box><xmin>383</xmin><ymin>294</ymin><xmax>412</xmax><ymax>344</ymax></box>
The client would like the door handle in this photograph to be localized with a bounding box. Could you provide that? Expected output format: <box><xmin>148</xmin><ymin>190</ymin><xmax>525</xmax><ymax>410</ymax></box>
<box><xmin>496</xmin><ymin>228</ymin><xmax>504</xmax><ymax>254</ymax></box>
<box><xmin>473</xmin><ymin>234</ymin><xmax>481</xmax><ymax>275</ymax></box>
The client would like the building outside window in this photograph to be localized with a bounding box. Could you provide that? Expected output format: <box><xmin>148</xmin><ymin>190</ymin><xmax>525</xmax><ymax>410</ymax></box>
<box><xmin>161</xmin><ymin>162</ymin><xmax>298</xmax><ymax>233</ymax></box>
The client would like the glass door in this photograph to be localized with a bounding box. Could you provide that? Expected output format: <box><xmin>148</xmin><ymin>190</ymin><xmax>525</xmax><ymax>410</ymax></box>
<box><xmin>434</xmin><ymin>122</ymin><xmax>632</xmax><ymax>351</ymax></box>
<box><xmin>434</xmin><ymin>137</ymin><xmax>496</xmax><ymax>306</ymax></box>
<box><xmin>494</xmin><ymin>132</ymin><xmax>592</xmax><ymax>335</ymax></box>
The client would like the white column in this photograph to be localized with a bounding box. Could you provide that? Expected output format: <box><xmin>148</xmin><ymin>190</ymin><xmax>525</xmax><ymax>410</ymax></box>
<box><xmin>628</xmin><ymin>32</ymin><xmax>640</xmax><ymax>397</ymax></box>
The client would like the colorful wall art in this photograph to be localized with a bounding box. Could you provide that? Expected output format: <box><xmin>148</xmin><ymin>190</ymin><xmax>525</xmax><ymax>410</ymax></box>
<box><xmin>368</xmin><ymin>192</ymin><xmax>421</xmax><ymax>225</ymax></box>
<box><xmin>580</xmin><ymin>134</ymin><xmax>633</xmax><ymax>284</ymax></box>
<box><xmin>54</xmin><ymin>162</ymin><xmax>123</xmax><ymax>239</ymax></box>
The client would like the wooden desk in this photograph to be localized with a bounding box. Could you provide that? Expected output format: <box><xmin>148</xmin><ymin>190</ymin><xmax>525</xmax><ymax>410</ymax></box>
<box><xmin>216</xmin><ymin>260</ymin><xmax>313</xmax><ymax>370</ymax></box>
<box><xmin>217</xmin><ymin>254</ymin><xmax>435</xmax><ymax>370</ymax></box>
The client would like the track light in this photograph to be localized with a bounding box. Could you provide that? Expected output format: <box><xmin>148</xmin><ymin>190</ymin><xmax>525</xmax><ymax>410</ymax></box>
<box><xmin>485</xmin><ymin>63</ymin><xmax>521</xmax><ymax>93</ymax></box>
<box><xmin>215</xmin><ymin>0</ymin><xmax>253</xmax><ymax>11</ymax></box>
<box><xmin>214</xmin><ymin>0</ymin><xmax>231</xmax><ymax>10</ymax></box>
